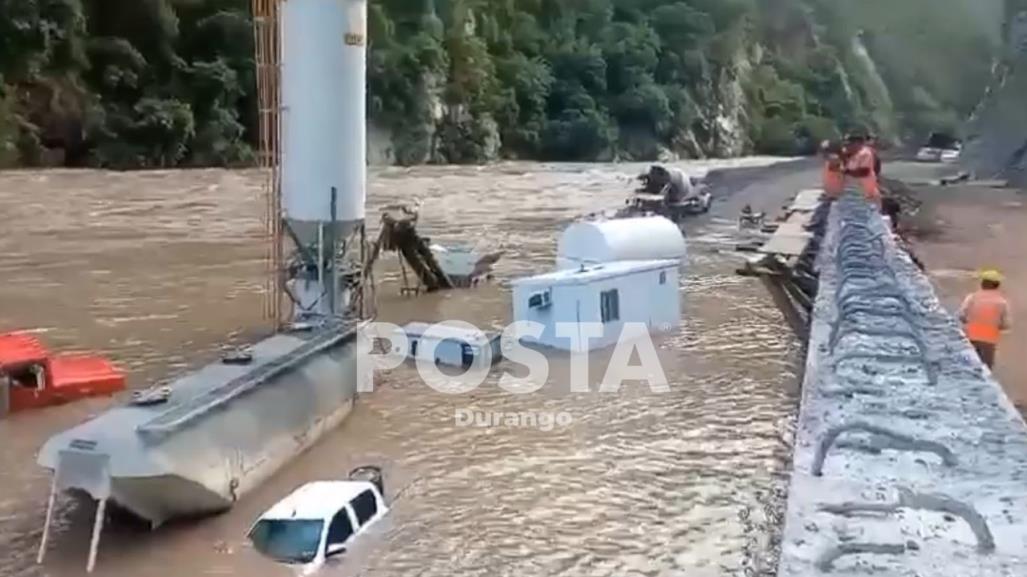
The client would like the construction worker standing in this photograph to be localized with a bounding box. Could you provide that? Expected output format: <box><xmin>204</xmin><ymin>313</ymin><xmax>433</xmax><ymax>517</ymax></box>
<box><xmin>820</xmin><ymin>140</ymin><xmax>845</xmax><ymax>200</ymax></box>
<box><xmin>843</xmin><ymin>132</ymin><xmax>880</xmax><ymax>205</ymax></box>
<box><xmin>959</xmin><ymin>270</ymin><xmax>1012</xmax><ymax>369</ymax></box>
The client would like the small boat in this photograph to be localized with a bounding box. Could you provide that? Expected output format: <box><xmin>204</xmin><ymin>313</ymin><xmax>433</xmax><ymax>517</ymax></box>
<box><xmin>0</xmin><ymin>333</ymin><xmax>125</xmax><ymax>416</ymax></box>
<box><xmin>738</xmin><ymin>205</ymin><xmax>767</xmax><ymax>231</ymax></box>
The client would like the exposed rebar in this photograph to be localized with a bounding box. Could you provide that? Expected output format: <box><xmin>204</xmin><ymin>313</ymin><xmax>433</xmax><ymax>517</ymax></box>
<box><xmin>819</xmin><ymin>487</ymin><xmax>995</xmax><ymax>553</ymax></box>
<box><xmin>812</xmin><ymin>421</ymin><xmax>957</xmax><ymax>476</ymax></box>
<box><xmin>815</xmin><ymin>542</ymin><xmax>906</xmax><ymax>572</ymax></box>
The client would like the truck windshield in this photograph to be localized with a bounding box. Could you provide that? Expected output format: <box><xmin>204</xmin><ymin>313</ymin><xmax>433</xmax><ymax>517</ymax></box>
<box><xmin>248</xmin><ymin>519</ymin><xmax>324</xmax><ymax>564</ymax></box>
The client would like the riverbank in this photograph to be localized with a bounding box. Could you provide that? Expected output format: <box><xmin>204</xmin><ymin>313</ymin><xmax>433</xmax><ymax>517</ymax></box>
<box><xmin>900</xmin><ymin>174</ymin><xmax>1027</xmax><ymax>412</ymax></box>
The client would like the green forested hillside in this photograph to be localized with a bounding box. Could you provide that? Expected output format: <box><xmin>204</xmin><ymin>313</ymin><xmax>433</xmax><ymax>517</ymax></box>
<box><xmin>0</xmin><ymin>0</ymin><xmax>1006</xmax><ymax>168</ymax></box>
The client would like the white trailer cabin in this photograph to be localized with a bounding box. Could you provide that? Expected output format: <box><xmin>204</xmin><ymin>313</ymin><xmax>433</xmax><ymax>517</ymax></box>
<box><xmin>397</xmin><ymin>322</ymin><xmax>502</xmax><ymax>369</ymax></box>
<box><xmin>557</xmin><ymin>216</ymin><xmax>686</xmax><ymax>270</ymax></box>
<box><xmin>511</xmin><ymin>260</ymin><xmax>681</xmax><ymax>352</ymax></box>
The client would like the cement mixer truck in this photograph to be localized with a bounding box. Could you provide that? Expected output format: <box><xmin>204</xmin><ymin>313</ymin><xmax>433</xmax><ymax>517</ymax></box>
<box><xmin>623</xmin><ymin>165</ymin><xmax>712</xmax><ymax>222</ymax></box>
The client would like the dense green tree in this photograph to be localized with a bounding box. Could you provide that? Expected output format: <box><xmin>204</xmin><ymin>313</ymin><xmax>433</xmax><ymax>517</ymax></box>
<box><xmin>0</xmin><ymin>0</ymin><xmax>1005</xmax><ymax>167</ymax></box>
<box><xmin>494</xmin><ymin>53</ymin><xmax>553</xmax><ymax>156</ymax></box>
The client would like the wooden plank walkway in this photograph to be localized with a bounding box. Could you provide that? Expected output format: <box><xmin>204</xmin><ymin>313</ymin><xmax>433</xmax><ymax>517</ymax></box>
<box><xmin>736</xmin><ymin>187</ymin><xmax>826</xmax><ymax>338</ymax></box>
<box><xmin>755</xmin><ymin>188</ymin><xmax>822</xmax><ymax>258</ymax></box>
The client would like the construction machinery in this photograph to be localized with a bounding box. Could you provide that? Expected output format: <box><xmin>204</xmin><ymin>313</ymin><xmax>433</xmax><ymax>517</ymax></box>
<box><xmin>364</xmin><ymin>204</ymin><xmax>501</xmax><ymax>294</ymax></box>
<box><xmin>621</xmin><ymin>165</ymin><xmax>712</xmax><ymax>222</ymax></box>
<box><xmin>0</xmin><ymin>333</ymin><xmax>125</xmax><ymax>417</ymax></box>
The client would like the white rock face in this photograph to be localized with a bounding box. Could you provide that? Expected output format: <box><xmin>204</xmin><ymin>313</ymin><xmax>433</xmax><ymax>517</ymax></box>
<box><xmin>963</xmin><ymin>9</ymin><xmax>1027</xmax><ymax>184</ymax></box>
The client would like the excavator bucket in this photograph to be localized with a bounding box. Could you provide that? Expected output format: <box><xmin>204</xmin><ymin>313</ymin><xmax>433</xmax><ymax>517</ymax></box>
<box><xmin>367</xmin><ymin>205</ymin><xmax>453</xmax><ymax>293</ymax></box>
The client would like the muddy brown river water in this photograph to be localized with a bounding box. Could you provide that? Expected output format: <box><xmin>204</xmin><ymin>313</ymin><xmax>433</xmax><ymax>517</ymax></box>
<box><xmin>0</xmin><ymin>160</ymin><xmax>816</xmax><ymax>577</ymax></box>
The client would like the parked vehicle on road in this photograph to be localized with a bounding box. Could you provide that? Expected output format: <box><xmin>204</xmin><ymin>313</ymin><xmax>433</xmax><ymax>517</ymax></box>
<box><xmin>915</xmin><ymin>132</ymin><xmax>962</xmax><ymax>163</ymax></box>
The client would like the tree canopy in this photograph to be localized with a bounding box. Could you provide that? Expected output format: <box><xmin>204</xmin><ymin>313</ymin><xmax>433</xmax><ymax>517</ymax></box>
<box><xmin>0</xmin><ymin>0</ymin><xmax>1005</xmax><ymax>168</ymax></box>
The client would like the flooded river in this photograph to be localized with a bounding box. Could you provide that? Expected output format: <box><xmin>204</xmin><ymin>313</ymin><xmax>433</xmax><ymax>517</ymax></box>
<box><xmin>0</xmin><ymin>159</ymin><xmax>815</xmax><ymax>577</ymax></box>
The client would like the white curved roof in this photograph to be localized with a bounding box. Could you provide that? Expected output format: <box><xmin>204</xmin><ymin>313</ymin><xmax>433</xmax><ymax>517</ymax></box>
<box><xmin>556</xmin><ymin>217</ymin><xmax>686</xmax><ymax>269</ymax></box>
<box><xmin>258</xmin><ymin>481</ymin><xmax>378</xmax><ymax>521</ymax></box>
<box><xmin>514</xmin><ymin>260</ymin><xmax>678</xmax><ymax>287</ymax></box>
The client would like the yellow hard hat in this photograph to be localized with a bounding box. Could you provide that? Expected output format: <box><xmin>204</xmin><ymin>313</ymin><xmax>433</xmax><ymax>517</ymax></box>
<box><xmin>979</xmin><ymin>269</ymin><xmax>1004</xmax><ymax>283</ymax></box>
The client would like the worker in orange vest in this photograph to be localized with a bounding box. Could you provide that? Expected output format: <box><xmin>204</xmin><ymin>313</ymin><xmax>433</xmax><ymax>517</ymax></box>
<box><xmin>843</xmin><ymin>132</ymin><xmax>880</xmax><ymax>205</ymax></box>
<box><xmin>958</xmin><ymin>270</ymin><xmax>1012</xmax><ymax>369</ymax></box>
<box><xmin>820</xmin><ymin>140</ymin><xmax>845</xmax><ymax>200</ymax></box>
<box><xmin>868</xmin><ymin>134</ymin><xmax>883</xmax><ymax>180</ymax></box>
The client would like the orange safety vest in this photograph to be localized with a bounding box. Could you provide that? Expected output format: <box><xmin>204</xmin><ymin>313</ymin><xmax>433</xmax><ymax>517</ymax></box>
<box><xmin>846</xmin><ymin>147</ymin><xmax>880</xmax><ymax>201</ymax></box>
<box><xmin>964</xmin><ymin>290</ymin><xmax>1008</xmax><ymax>344</ymax></box>
<box><xmin>823</xmin><ymin>158</ymin><xmax>845</xmax><ymax>198</ymax></box>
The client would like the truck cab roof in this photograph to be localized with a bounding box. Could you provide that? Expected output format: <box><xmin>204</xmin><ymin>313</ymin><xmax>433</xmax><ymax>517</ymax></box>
<box><xmin>257</xmin><ymin>481</ymin><xmax>380</xmax><ymax>521</ymax></box>
<box><xmin>0</xmin><ymin>333</ymin><xmax>48</xmax><ymax>366</ymax></box>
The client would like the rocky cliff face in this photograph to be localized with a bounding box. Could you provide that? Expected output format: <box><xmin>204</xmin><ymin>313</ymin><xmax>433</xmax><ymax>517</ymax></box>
<box><xmin>256</xmin><ymin>0</ymin><xmax>1010</xmax><ymax>168</ymax></box>
<box><xmin>964</xmin><ymin>3</ymin><xmax>1027</xmax><ymax>184</ymax></box>
<box><xmin>644</xmin><ymin>44</ymin><xmax>759</xmax><ymax>161</ymax></box>
<box><xmin>370</xmin><ymin>18</ymin><xmax>876</xmax><ymax>165</ymax></box>
<box><xmin>697</xmin><ymin>46</ymin><xmax>758</xmax><ymax>158</ymax></box>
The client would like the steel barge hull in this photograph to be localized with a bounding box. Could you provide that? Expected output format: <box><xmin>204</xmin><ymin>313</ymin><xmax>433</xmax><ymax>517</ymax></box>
<box><xmin>37</xmin><ymin>323</ymin><xmax>362</xmax><ymax>526</ymax></box>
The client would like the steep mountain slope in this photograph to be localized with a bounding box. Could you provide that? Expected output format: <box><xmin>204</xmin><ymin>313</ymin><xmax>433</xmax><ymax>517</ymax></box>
<box><xmin>963</xmin><ymin>1</ymin><xmax>1027</xmax><ymax>184</ymax></box>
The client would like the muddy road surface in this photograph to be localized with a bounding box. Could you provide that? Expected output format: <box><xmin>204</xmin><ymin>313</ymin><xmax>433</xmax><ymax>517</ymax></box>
<box><xmin>0</xmin><ymin>159</ymin><xmax>816</xmax><ymax>577</ymax></box>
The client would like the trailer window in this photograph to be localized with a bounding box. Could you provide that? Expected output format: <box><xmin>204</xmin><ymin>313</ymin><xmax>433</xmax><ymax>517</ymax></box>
<box><xmin>600</xmin><ymin>290</ymin><xmax>620</xmax><ymax>323</ymax></box>
<box><xmin>351</xmin><ymin>490</ymin><xmax>378</xmax><ymax>526</ymax></box>
<box><xmin>528</xmin><ymin>290</ymin><xmax>551</xmax><ymax>309</ymax></box>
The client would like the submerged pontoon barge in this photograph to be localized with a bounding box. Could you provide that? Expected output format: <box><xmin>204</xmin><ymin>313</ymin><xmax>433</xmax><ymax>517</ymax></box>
<box><xmin>36</xmin><ymin>0</ymin><xmax>372</xmax><ymax>572</ymax></box>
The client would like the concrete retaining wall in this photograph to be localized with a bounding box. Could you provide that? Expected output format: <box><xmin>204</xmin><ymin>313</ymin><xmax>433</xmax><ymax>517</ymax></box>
<box><xmin>776</xmin><ymin>195</ymin><xmax>1027</xmax><ymax>576</ymax></box>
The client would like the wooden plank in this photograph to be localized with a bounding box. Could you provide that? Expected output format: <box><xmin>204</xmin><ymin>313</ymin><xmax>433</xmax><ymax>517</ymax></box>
<box><xmin>775</xmin><ymin>211</ymin><xmax>812</xmax><ymax>233</ymax></box>
<box><xmin>786</xmin><ymin>211</ymin><xmax>813</xmax><ymax>225</ymax></box>
<box><xmin>773</xmin><ymin>225</ymin><xmax>810</xmax><ymax>239</ymax></box>
<box><xmin>758</xmin><ymin>209</ymin><xmax>814</xmax><ymax>256</ymax></box>
<box><xmin>790</xmin><ymin>189</ymin><xmax>824</xmax><ymax>212</ymax></box>
<box><xmin>758</xmin><ymin>232</ymin><xmax>813</xmax><ymax>256</ymax></box>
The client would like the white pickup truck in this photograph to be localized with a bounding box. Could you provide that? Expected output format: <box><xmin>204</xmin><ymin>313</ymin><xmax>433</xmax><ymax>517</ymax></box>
<box><xmin>915</xmin><ymin>145</ymin><xmax>961</xmax><ymax>163</ymax></box>
<box><xmin>915</xmin><ymin>133</ymin><xmax>962</xmax><ymax>163</ymax></box>
<box><xmin>248</xmin><ymin>468</ymin><xmax>388</xmax><ymax>574</ymax></box>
